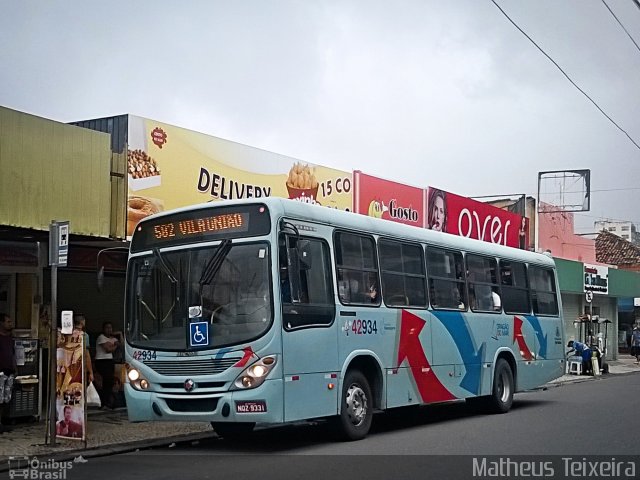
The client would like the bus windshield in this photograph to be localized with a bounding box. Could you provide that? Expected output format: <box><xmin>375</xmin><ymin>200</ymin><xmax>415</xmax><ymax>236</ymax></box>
<box><xmin>126</xmin><ymin>241</ymin><xmax>272</xmax><ymax>350</ymax></box>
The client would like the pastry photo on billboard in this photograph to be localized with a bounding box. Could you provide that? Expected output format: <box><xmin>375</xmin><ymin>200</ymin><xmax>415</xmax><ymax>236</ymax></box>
<box><xmin>127</xmin><ymin>195</ymin><xmax>164</xmax><ymax>236</ymax></box>
<box><xmin>128</xmin><ymin>149</ymin><xmax>161</xmax><ymax>191</ymax></box>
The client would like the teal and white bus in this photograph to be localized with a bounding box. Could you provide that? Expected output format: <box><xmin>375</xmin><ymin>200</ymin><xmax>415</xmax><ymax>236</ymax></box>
<box><xmin>124</xmin><ymin>197</ymin><xmax>565</xmax><ymax>440</ymax></box>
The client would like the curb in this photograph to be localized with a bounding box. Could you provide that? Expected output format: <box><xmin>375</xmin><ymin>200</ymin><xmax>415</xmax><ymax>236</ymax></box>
<box><xmin>0</xmin><ymin>430</ymin><xmax>218</xmax><ymax>472</ymax></box>
<box><xmin>2</xmin><ymin>364</ymin><xmax>637</xmax><ymax>470</ymax></box>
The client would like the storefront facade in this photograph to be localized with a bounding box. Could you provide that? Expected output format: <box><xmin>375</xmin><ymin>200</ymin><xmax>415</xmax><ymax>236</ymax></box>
<box><xmin>556</xmin><ymin>257</ymin><xmax>640</xmax><ymax>361</ymax></box>
<box><xmin>0</xmin><ymin>106</ymin><xmax>124</xmax><ymax>419</ymax></box>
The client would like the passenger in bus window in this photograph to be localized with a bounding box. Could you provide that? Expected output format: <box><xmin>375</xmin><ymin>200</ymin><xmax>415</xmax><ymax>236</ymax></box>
<box><xmin>366</xmin><ymin>276</ymin><xmax>379</xmax><ymax>303</ymax></box>
<box><xmin>338</xmin><ymin>273</ymin><xmax>360</xmax><ymax>303</ymax></box>
<box><xmin>491</xmin><ymin>290</ymin><xmax>502</xmax><ymax>311</ymax></box>
<box><xmin>453</xmin><ymin>284</ymin><xmax>465</xmax><ymax>309</ymax></box>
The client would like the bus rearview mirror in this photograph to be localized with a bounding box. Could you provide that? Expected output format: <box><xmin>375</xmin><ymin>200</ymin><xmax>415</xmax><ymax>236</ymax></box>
<box><xmin>296</xmin><ymin>240</ymin><xmax>312</xmax><ymax>270</ymax></box>
<box><xmin>97</xmin><ymin>266</ymin><xmax>105</xmax><ymax>292</ymax></box>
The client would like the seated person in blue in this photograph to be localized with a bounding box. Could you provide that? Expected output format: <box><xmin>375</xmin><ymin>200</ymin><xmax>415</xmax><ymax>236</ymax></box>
<box><xmin>567</xmin><ymin>340</ymin><xmax>592</xmax><ymax>374</ymax></box>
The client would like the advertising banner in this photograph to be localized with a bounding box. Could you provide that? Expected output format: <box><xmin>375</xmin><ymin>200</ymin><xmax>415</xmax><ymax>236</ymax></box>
<box><xmin>353</xmin><ymin>171</ymin><xmax>426</xmax><ymax>227</ymax></box>
<box><xmin>584</xmin><ymin>263</ymin><xmax>608</xmax><ymax>294</ymax></box>
<box><xmin>126</xmin><ymin>116</ymin><xmax>352</xmax><ymax>236</ymax></box>
<box><xmin>426</xmin><ymin>187</ymin><xmax>529</xmax><ymax>249</ymax></box>
<box><xmin>55</xmin><ymin>329</ymin><xmax>85</xmax><ymax>441</ymax></box>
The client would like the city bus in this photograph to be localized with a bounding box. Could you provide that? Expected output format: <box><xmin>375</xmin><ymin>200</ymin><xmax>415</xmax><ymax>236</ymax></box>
<box><xmin>123</xmin><ymin>197</ymin><xmax>565</xmax><ymax>440</ymax></box>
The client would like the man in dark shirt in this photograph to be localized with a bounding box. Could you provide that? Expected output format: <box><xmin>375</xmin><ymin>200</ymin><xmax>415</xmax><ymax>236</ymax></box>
<box><xmin>0</xmin><ymin>313</ymin><xmax>16</xmax><ymax>433</ymax></box>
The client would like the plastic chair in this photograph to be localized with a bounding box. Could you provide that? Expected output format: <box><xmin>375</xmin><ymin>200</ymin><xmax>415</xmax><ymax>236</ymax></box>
<box><xmin>568</xmin><ymin>359</ymin><xmax>582</xmax><ymax>375</ymax></box>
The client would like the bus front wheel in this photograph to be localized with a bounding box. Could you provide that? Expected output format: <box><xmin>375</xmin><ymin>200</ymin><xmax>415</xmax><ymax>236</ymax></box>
<box><xmin>334</xmin><ymin>370</ymin><xmax>373</xmax><ymax>441</ymax></box>
<box><xmin>487</xmin><ymin>358</ymin><xmax>514</xmax><ymax>414</ymax></box>
<box><xmin>211</xmin><ymin>422</ymin><xmax>255</xmax><ymax>440</ymax></box>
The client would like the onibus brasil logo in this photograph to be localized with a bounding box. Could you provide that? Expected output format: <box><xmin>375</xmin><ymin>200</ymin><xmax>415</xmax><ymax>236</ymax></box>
<box><xmin>8</xmin><ymin>456</ymin><xmax>85</xmax><ymax>479</ymax></box>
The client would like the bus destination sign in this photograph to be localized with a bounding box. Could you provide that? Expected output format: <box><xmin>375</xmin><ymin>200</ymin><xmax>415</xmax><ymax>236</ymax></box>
<box><xmin>130</xmin><ymin>204</ymin><xmax>271</xmax><ymax>252</ymax></box>
<box><xmin>153</xmin><ymin>213</ymin><xmax>248</xmax><ymax>241</ymax></box>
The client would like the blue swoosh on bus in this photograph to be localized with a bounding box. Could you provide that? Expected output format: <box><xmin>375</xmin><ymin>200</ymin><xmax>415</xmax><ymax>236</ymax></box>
<box><xmin>214</xmin><ymin>347</ymin><xmax>232</xmax><ymax>360</ymax></box>
<box><xmin>431</xmin><ymin>311</ymin><xmax>484</xmax><ymax>395</ymax></box>
<box><xmin>524</xmin><ymin>315</ymin><xmax>548</xmax><ymax>359</ymax></box>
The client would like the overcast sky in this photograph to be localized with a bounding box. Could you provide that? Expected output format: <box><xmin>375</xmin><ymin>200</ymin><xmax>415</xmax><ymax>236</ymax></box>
<box><xmin>1</xmin><ymin>0</ymin><xmax>639</xmax><ymax>232</ymax></box>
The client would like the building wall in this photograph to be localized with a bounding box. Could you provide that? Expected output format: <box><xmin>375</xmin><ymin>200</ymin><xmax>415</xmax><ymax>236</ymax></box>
<box><xmin>594</xmin><ymin>220</ymin><xmax>639</xmax><ymax>245</ymax></box>
<box><xmin>539</xmin><ymin>209</ymin><xmax>596</xmax><ymax>263</ymax></box>
<box><xmin>0</xmin><ymin>106</ymin><xmax>112</xmax><ymax>237</ymax></box>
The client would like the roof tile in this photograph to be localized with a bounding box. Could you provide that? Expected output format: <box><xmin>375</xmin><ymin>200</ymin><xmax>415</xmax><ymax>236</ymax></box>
<box><xmin>595</xmin><ymin>230</ymin><xmax>640</xmax><ymax>266</ymax></box>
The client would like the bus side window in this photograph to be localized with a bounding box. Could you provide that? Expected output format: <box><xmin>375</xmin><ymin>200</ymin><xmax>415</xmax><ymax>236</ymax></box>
<box><xmin>426</xmin><ymin>247</ymin><xmax>466</xmax><ymax>310</ymax></box>
<box><xmin>281</xmin><ymin>233</ymin><xmax>335</xmax><ymax>329</ymax></box>
<box><xmin>378</xmin><ymin>238</ymin><xmax>427</xmax><ymax>308</ymax></box>
<box><xmin>499</xmin><ymin>260</ymin><xmax>530</xmax><ymax>314</ymax></box>
<box><xmin>466</xmin><ymin>254</ymin><xmax>500</xmax><ymax>313</ymax></box>
<box><xmin>334</xmin><ymin>231</ymin><xmax>380</xmax><ymax>306</ymax></box>
<box><xmin>529</xmin><ymin>266</ymin><xmax>558</xmax><ymax>316</ymax></box>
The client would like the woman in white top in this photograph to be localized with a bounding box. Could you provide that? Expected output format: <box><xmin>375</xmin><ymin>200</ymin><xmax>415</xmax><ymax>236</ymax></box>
<box><xmin>95</xmin><ymin>322</ymin><xmax>122</xmax><ymax>408</ymax></box>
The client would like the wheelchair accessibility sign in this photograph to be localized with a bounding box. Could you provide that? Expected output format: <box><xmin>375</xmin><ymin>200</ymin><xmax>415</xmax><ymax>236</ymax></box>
<box><xmin>190</xmin><ymin>321</ymin><xmax>209</xmax><ymax>347</ymax></box>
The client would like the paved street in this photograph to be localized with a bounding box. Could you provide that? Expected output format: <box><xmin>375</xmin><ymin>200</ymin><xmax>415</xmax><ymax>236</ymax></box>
<box><xmin>5</xmin><ymin>367</ymin><xmax>638</xmax><ymax>480</ymax></box>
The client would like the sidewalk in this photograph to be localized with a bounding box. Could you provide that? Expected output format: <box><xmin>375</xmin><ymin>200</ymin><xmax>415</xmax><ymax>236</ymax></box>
<box><xmin>546</xmin><ymin>354</ymin><xmax>639</xmax><ymax>385</ymax></box>
<box><xmin>1</xmin><ymin>356</ymin><xmax>638</xmax><ymax>468</ymax></box>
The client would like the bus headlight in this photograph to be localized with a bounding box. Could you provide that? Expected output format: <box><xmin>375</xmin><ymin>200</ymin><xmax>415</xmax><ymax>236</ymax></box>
<box><xmin>126</xmin><ymin>366</ymin><xmax>149</xmax><ymax>390</ymax></box>
<box><xmin>232</xmin><ymin>355</ymin><xmax>277</xmax><ymax>390</ymax></box>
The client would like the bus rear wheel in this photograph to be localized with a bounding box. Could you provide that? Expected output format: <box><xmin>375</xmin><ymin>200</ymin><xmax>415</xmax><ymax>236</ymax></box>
<box><xmin>211</xmin><ymin>422</ymin><xmax>255</xmax><ymax>440</ymax></box>
<box><xmin>487</xmin><ymin>358</ymin><xmax>514</xmax><ymax>414</ymax></box>
<box><xmin>333</xmin><ymin>370</ymin><xmax>373</xmax><ymax>441</ymax></box>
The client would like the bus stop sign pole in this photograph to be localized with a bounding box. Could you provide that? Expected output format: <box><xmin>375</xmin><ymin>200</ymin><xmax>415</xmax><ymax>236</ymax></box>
<box><xmin>47</xmin><ymin>220</ymin><xmax>69</xmax><ymax>446</ymax></box>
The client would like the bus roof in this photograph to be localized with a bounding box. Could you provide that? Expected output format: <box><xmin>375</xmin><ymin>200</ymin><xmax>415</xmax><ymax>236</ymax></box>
<box><xmin>139</xmin><ymin>197</ymin><xmax>555</xmax><ymax>267</ymax></box>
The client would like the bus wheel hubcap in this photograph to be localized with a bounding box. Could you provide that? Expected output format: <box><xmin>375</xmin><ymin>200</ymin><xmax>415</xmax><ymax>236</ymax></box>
<box><xmin>499</xmin><ymin>371</ymin><xmax>510</xmax><ymax>403</ymax></box>
<box><xmin>345</xmin><ymin>384</ymin><xmax>367</xmax><ymax>426</ymax></box>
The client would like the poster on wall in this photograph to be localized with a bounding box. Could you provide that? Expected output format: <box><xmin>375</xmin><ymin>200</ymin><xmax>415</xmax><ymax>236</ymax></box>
<box><xmin>55</xmin><ymin>329</ymin><xmax>85</xmax><ymax>441</ymax></box>
<box><xmin>352</xmin><ymin>171</ymin><xmax>426</xmax><ymax>227</ymax></box>
<box><xmin>126</xmin><ymin>116</ymin><xmax>353</xmax><ymax>236</ymax></box>
<box><xmin>426</xmin><ymin>187</ymin><xmax>529</xmax><ymax>249</ymax></box>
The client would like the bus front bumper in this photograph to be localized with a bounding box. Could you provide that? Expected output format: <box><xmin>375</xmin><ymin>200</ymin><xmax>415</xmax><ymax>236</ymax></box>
<box><xmin>124</xmin><ymin>378</ymin><xmax>283</xmax><ymax>424</ymax></box>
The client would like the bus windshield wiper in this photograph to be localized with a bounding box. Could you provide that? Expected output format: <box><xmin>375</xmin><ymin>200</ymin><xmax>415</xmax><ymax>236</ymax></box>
<box><xmin>153</xmin><ymin>248</ymin><xmax>178</xmax><ymax>284</ymax></box>
<box><xmin>198</xmin><ymin>239</ymin><xmax>232</xmax><ymax>289</ymax></box>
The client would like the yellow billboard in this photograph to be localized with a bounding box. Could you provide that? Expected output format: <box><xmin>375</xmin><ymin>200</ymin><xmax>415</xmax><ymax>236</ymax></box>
<box><xmin>126</xmin><ymin>116</ymin><xmax>352</xmax><ymax>236</ymax></box>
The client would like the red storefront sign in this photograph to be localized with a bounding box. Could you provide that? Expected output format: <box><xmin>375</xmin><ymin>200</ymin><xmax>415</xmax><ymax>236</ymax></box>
<box><xmin>426</xmin><ymin>187</ymin><xmax>529</xmax><ymax>249</ymax></box>
<box><xmin>353</xmin><ymin>171</ymin><xmax>426</xmax><ymax>227</ymax></box>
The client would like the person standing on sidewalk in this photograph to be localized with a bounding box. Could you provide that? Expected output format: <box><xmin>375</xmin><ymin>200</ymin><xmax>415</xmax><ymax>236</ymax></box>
<box><xmin>73</xmin><ymin>314</ymin><xmax>94</xmax><ymax>384</ymax></box>
<box><xmin>0</xmin><ymin>313</ymin><xmax>16</xmax><ymax>433</ymax></box>
<box><xmin>631</xmin><ymin>326</ymin><xmax>640</xmax><ymax>364</ymax></box>
<box><xmin>95</xmin><ymin>322</ymin><xmax>122</xmax><ymax>409</ymax></box>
